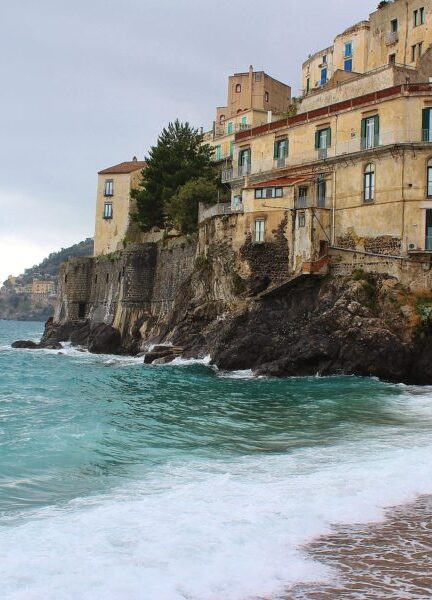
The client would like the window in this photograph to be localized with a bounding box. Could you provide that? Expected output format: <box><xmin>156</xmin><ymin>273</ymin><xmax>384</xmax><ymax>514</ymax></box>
<box><xmin>274</xmin><ymin>138</ymin><xmax>289</xmax><ymax>166</ymax></box>
<box><xmin>411</xmin><ymin>43</ymin><xmax>423</xmax><ymax>61</ymax></box>
<box><xmin>322</xmin><ymin>55</ymin><xmax>327</xmax><ymax>64</ymax></box>
<box><xmin>265</xmin><ymin>91</ymin><xmax>269</xmax><ymax>102</ymax></box>
<box><xmin>104</xmin><ymin>179</ymin><xmax>114</xmax><ymax>196</ymax></box>
<box><xmin>389</xmin><ymin>53</ymin><xmax>396</xmax><ymax>65</ymax></box>
<box><xmin>298</xmin><ymin>213</ymin><xmax>306</xmax><ymax>228</ymax></box>
<box><xmin>238</xmin><ymin>148</ymin><xmax>251</xmax><ymax>176</ymax></box>
<box><xmin>427</xmin><ymin>159</ymin><xmax>432</xmax><ymax>197</ymax></box>
<box><xmin>230</xmin><ymin>140</ymin><xmax>235</xmax><ymax>157</ymax></box>
<box><xmin>255</xmin><ymin>219</ymin><xmax>265</xmax><ymax>243</ymax></box>
<box><xmin>361</xmin><ymin>115</ymin><xmax>380</xmax><ymax>149</ymax></box>
<box><xmin>390</xmin><ymin>18</ymin><xmax>398</xmax><ymax>32</ymax></box>
<box><xmin>344</xmin><ymin>59</ymin><xmax>353</xmax><ymax>72</ymax></box>
<box><xmin>241</xmin><ymin>116</ymin><xmax>248</xmax><ymax>128</ymax></box>
<box><xmin>316</xmin><ymin>175</ymin><xmax>326</xmax><ymax>208</ymax></box>
<box><xmin>306</xmin><ymin>78</ymin><xmax>310</xmax><ymax>93</ymax></box>
<box><xmin>235</xmin><ymin>84</ymin><xmax>241</xmax><ymax>93</ymax></box>
<box><xmin>227</xmin><ymin>122</ymin><xmax>234</xmax><ymax>134</ymax></box>
<box><xmin>414</xmin><ymin>7</ymin><xmax>425</xmax><ymax>26</ymax></box>
<box><xmin>233</xmin><ymin>194</ymin><xmax>242</xmax><ymax>208</ymax></box>
<box><xmin>344</xmin><ymin>42</ymin><xmax>353</xmax><ymax>57</ymax></box>
<box><xmin>219</xmin><ymin>114</ymin><xmax>225</xmax><ymax>123</ymax></box>
<box><xmin>103</xmin><ymin>202</ymin><xmax>113</xmax><ymax>219</ymax></box>
<box><xmin>215</xmin><ymin>145</ymin><xmax>222</xmax><ymax>160</ymax></box>
<box><xmin>315</xmin><ymin>128</ymin><xmax>332</xmax><ymax>152</ymax></box>
<box><xmin>254</xmin><ymin>187</ymin><xmax>283</xmax><ymax>199</ymax></box>
<box><xmin>422</xmin><ymin>108</ymin><xmax>432</xmax><ymax>141</ymax></box>
<box><xmin>320</xmin><ymin>68</ymin><xmax>328</xmax><ymax>85</ymax></box>
<box><xmin>363</xmin><ymin>163</ymin><xmax>375</xmax><ymax>203</ymax></box>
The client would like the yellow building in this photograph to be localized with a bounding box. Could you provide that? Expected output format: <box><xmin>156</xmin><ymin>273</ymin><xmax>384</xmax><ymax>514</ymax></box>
<box><xmin>218</xmin><ymin>82</ymin><xmax>432</xmax><ymax>287</ymax></box>
<box><xmin>94</xmin><ymin>158</ymin><xmax>146</xmax><ymax>256</ymax></box>
<box><xmin>302</xmin><ymin>0</ymin><xmax>432</xmax><ymax>96</ymax></box>
<box><xmin>203</xmin><ymin>67</ymin><xmax>291</xmax><ymax>169</ymax></box>
<box><xmin>32</xmin><ymin>280</ymin><xmax>56</xmax><ymax>295</ymax></box>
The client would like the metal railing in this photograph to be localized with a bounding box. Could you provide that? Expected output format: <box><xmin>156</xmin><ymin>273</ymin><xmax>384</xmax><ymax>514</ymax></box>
<box><xmin>222</xmin><ymin>129</ymin><xmax>432</xmax><ymax>181</ymax></box>
<box><xmin>198</xmin><ymin>202</ymin><xmax>244</xmax><ymax>223</ymax></box>
<box><xmin>214</xmin><ymin>123</ymin><xmax>252</xmax><ymax>138</ymax></box>
<box><xmin>385</xmin><ymin>31</ymin><xmax>399</xmax><ymax>45</ymax></box>
<box><xmin>295</xmin><ymin>196</ymin><xmax>331</xmax><ymax>209</ymax></box>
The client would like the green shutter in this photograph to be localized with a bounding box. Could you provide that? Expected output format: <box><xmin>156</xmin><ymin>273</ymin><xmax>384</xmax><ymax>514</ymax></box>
<box><xmin>315</xmin><ymin>130</ymin><xmax>320</xmax><ymax>149</ymax></box>
<box><xmin>361</xmin><ymin>118</ymin><xmax>367</xmax><ymax>150</ymax></box>
<box><xmin>327</xmin><ymin>128</ymin><xmax>332</xmax><ymax>147</ymax></box>
<box><xmin>422</xmin><ymin>108</ymin><xmax>430</xmax><ymax>141</ymax></box>
<box><xmin>374</xmin><ymin>115</ymin><xmax>380</xmax><ymax>147</ymax></box>
<box><xmin>274</xmin><ymin>141</ymin><xmax>279</xmax><ymax>159</ymax></box>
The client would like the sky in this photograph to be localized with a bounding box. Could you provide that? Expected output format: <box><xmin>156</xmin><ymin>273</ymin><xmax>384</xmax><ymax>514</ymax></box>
<box><xmin>0</xmin><ymin>0</ymin><xmax>378</xmax><ymax>283</ymax></box>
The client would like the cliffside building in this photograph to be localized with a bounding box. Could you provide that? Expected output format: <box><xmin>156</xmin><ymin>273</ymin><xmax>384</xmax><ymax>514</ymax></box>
<box><xmin>94</xmin><ymin>158</ymin><xmax>146</xmax><ymax>256</ymax></box>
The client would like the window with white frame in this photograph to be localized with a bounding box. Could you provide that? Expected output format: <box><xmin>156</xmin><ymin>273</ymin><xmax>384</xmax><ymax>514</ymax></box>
<box><xmin>255</xmin><ymin>219</ymin><xmax>265</xmax><ymax>243</ymax></box>
<box><xmin>103</xmin><ymin>202</ymin><xmax>113</xmax><ymax>219</ymax></box>
<box><xmin>427</xmin><ymin>159</ymin><xmax>432</xmax><ymax>197</ymax></box>
<box><xmin>254</xmin><ymin>187</ymin><xmax>283</xmax><ymax>199</ymax></box>
<box><xmin>104</xmin><ymin>179</ymin><xmax>114</xmax><ymax>196</ymax></box>
<box><xmin>363</xmin><ymin>163</ymin><xmax>375</xmax><ymax>203</ymax></box>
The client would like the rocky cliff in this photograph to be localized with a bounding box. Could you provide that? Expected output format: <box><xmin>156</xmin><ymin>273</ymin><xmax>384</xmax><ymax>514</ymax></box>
<box><xmin>32</xmin><ymin>219</ymin><xmax>432</xmax><ymax>385</ymax></box>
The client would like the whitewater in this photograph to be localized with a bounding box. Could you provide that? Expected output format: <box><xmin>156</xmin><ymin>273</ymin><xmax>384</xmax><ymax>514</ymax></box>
<box><xmin>1</xmin><ymin>320</ymin><xmax>432</xmax><ymax>600</ymax></box>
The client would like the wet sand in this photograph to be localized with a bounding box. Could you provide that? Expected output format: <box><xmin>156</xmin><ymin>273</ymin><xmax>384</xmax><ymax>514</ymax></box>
<box><xmin>283</xmin><ymin>495</ymin><xmax>432</xmax><ymax>599</ymax></box>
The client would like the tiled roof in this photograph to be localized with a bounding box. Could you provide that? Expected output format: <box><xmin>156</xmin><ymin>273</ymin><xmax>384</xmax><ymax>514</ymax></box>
<box><xmin>98</xmin><ymin>161</ymin><xmax>146</xmax><ymax>175</ymax></box>
<box><xmin>246</xmin><ymin>176</ymin><xmax>309</xmax><ymax>189</ymax></box>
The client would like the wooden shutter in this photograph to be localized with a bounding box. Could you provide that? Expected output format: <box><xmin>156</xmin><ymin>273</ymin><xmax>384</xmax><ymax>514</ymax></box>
<box><xmin>361</xmin><ymin>118</ymin><xmax>367</xmax><ymax>150</ymax></box>
<box><xmin>374</xmin><ymin>115</ymin><xmax>380</xmax><ymax>147</ymax></box>
<box><xmin>422</xmin><ymin>108</ymin><xmax>430</xmax><ymax>141</ymax></box>
<box><xmin>315</xmin><ymin>131</ymin><xmax>320</xmax><ymax>149</ymax></box>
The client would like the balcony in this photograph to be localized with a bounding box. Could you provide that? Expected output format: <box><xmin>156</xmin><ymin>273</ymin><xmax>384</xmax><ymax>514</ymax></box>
<box><xmin>295</xmin><ymin>196</ymin><xmax>331</xmax><ymax>209</ymax></box>
<box><xmin>385</xmin><ymin>31</ymin><xmax>399</xmax><ymax>46</ymax></box>
<box><xmin>198</xmin><ymin>202</ymin><xmax>244</xmax><ymax>223</ymax></box>
<box><xmin>214</xmin><ymin>123</ymin><xmax>252</xmax><ymax>138</ymax></box>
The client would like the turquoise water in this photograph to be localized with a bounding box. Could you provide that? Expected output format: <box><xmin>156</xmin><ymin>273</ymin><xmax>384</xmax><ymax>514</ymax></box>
<box><xmin>1</xmin><ymin>319</ymin><xmax>432</xmax><ymax>599</ymax></box>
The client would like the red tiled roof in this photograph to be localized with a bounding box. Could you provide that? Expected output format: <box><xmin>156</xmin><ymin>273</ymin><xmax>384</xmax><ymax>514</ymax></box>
<box><xmin>98</xmin><ymin>161</ymin><xmax>146</xmax><ymax>175</ymax></box>
<box><xmin>246</xmin><ymin>176</ymin><xmax>309</xmax><ymax>189</ymax></box>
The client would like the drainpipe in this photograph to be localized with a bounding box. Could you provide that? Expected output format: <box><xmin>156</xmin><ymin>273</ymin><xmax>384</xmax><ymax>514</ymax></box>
<box><xmin>331</xmin><ymin>114</ymin><xmax>339</xmax><ymax>244</ymax></box>
<box><xmin>403</xmin><ymin>1</ymin><xmax>409</xmax><ymax>66</ymax></box>
<box><xmin>401</xmin><ymin>148</ymin><xmax>406</xmax><ymax>253</ymax></box>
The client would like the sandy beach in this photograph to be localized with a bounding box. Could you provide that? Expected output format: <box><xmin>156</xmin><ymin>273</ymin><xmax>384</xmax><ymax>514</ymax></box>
<box><xmin>284</xmin><ymin>495</ymin><xmax>432</xmax><ymax>599</ymax></box>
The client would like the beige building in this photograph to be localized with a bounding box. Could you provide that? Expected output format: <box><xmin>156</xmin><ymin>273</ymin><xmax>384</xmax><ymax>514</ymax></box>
<box><xmin>32</xmin><ymin>280</ymin><xmax>56</xmax><ymax>295</ymax></box>
<box><xmin>302</xmin><ymin>0</ymin><xmax>432</xmax><ymax>96</ymax></box>
<box><xmin>204</xmin><ymin>67</ymin><xmax>291</xmax><ymax>171</ymax></box>
<box><xmin>94</xmin><ymin>158</ymin><xmax>146</xmax><ymax>256</ymax></box>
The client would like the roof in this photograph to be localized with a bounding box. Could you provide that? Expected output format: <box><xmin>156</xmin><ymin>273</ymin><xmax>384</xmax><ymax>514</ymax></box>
<box><xmin>98</xmin><ymin>161</ymin><xmax>146</xmax><ymax>175</ymax></box>
<box><xmin>246</xmin><ymin>176</ymin><xmax>309</xmax><ymax>189</ymax></box>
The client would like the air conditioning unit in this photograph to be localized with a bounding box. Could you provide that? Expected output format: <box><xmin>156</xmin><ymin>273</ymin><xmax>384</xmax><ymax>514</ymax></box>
<box><xmin>408</xmin><ymin>242</ymin><xmax>418</xmax><ymax>251</ymax></box>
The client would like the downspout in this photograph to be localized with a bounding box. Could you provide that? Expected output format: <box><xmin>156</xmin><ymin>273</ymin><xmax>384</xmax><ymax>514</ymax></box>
<box><xmin>401</xmin><ymin>148</ymin><xmax>406</xmax><ymax>254</ymax></box>
<box><xmin>331</xmin><ymin>114</ymin><xmax>339</xmax><ymax>244</ymax></box>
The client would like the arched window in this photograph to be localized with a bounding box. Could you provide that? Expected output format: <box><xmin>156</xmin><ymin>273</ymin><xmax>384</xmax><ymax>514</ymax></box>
<box><xmin>363</xmin><ymin>163</ymin><xmax>375</xmax><ymax>203</ymax></box>
<box><xmin>235</xmin><ymin>84</ymin><xmax>241</xmax><ymax>93</ymax></box>
<box><xmin>427</xmin><ymin>158</ymin><xmax>432</xmax><ymax>198</ymax></box>
<box><xmin>219</xmin><ymin>114</ymin><xmax>225</xmax><ymax>124</ymax></box>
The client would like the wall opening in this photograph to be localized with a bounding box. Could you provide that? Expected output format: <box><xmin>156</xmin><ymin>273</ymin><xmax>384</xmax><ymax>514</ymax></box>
<box><xmin>78</xmin><ymin>303</ymin><xmax>86</xmax><ymax>319</ymax></box>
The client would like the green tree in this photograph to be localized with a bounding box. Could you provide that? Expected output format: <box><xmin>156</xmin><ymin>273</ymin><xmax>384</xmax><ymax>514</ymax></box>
<box><xmin>166</xmin><ymin>178</ymin><xmax>219</xmax><ymax>234</ymax></box>
<box><xmin>132</xmin><ymin>120</ymin><xmax>215</xmax><ymax>231</ymax></box>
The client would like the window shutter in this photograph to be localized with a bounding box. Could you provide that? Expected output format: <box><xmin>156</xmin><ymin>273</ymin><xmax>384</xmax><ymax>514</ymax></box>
<box><xmin>374</xmin><ymin>115</ymin><xmax>380</xmax><ymax>147</ymax></box>
<box><xmin>315</xmin><ymin>131</ymin><xmax>320</xmax><ymax>149</ymax></box>
<box><xmin>422</xmin><ymin>108</ymin><xmax>430</xmax><ymax>141</ymax></box>
<box><xmin>327</xmin><ymin>128</ymin><xmax>332</xmax><ymax>147</ymax></box>
<box><xmin>274</xmin><ymin>142</ymin><xmax>278</xmax><ymax>159</ymax></box>
<box><xmin>361</xmin><ymin>118</ymin><xmax>367</xmax><ymax>150</ymax></box>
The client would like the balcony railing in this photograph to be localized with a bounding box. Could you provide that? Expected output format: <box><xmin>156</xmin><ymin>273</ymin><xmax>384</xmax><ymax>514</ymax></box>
<box><xmin>214</xmin><ymin>123</ymin><xmax>252</xmax><ymax>138</ymax></box>
<box><xmin>295</xmin><ymin>196</ymin><xmax>331</xmax><ymax>209</ymax></box>
<box><xmin>198</xmin><ymin>202</ymin><xmax>244</xmax><ymax>223</ymax></box>
<box><xmin>223</xmin><ymin>129</ymin><xmax>432</xmax><ymax>181</ymax></box>
<box><xmin>385</xmin><ymin>31</ymin><xmax>399</xmax><ymax>45</ymax></box>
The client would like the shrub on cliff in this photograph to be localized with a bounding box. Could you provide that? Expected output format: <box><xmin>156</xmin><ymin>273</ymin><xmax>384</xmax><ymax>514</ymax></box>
<box><xmin>132</xmin><ymin>120</ymin><xmax>216</xmax><ymax>231</ymax></box>
<box><xmin>165</xmin><ymin>178</ymin><xmax>218</xmax><ymax>234</ymax></box>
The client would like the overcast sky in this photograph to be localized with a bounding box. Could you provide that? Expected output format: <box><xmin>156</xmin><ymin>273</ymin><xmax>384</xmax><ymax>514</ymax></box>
<box><xmin>0</xmin><ymin>0</ymin><xmax>378</xmax><ymax>283</ymax></box>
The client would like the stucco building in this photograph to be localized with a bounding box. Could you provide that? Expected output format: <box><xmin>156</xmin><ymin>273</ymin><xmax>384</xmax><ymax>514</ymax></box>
<box><xmin>94</xmin><ymin>158</ymin><xmax>146</xmax><ymax>256</ymax></box>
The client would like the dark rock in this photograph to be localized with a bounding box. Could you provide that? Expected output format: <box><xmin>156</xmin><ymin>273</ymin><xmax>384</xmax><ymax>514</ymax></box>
<box><xmin>87</xmin><ymin>324</ymin><xmax>122</xmax><ymax>354</ymax></box>
<box><xmin>144</xmin><ymin>347</ymin><xmax>182</xmax><ymax>364</ymax></box>
<box><xmin>12</xmin><ymin>340</ymin><xmax>40</xmax><ymax>349</ymax></box>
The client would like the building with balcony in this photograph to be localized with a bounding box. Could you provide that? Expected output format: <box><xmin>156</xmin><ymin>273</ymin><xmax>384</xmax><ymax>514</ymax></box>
<box><xmin>203</xmin><ymin>67</ymin><xmax>292</xmax><ymax>169</ymax></box>
<box><xmin>94</xmin><ymin>158</ymin><xmax>146</xmax><ymax>256</ymax></box>
<box><xmin>302</xmin><ymin>0</ymin><xmax>432</xmax><ymax>97</ymax></box>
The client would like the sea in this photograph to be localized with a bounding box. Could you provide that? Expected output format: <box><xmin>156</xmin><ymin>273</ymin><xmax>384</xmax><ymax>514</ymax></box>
<box><xmin>1</xmin><ymin>319</ymin><xmax>432</xmax><ymax>600</ymax></box>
